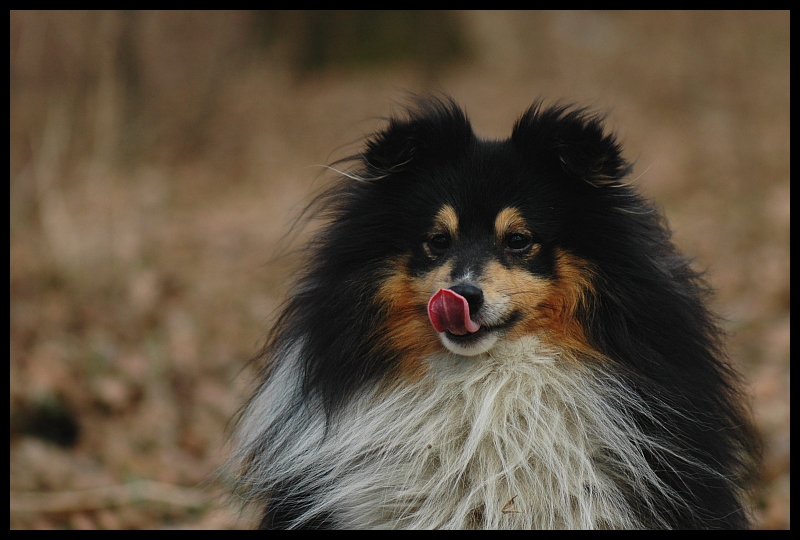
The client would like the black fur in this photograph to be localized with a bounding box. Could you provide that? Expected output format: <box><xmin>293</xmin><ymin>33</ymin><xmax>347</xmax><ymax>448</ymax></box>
<box><xmin>234</xmin><ymin>96</ymin><xmax>760</xmax><ymax>529</ymax></box>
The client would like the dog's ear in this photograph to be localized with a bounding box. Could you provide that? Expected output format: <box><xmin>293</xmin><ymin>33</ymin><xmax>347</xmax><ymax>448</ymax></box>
<box><xmin>512</xmin><ymin>103</ymin><xmax>631</xmax><ymax>187</ymax></box>
<box><xmin>361</xmin><ymin>96</ymin><xmax>474</xmax><ymax>178</ymax></box>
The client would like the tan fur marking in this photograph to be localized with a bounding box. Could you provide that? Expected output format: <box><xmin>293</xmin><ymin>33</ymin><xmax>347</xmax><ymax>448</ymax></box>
<box><xmin>376</xmin><ymin>258</ymin><xmax>450</xmax><ymax>378</ymax></box>
<box><xmin>494</xmin><ymin>207</ymin><xmax>529</xmax><ymax>244</ymax></box>
<box><xmin>510</xmin><ymin>249</ymin><xmax>598</xmax><ymax>359</ymax></box>
<box><xmin>433</xmin><ymin>205</ymin><xmax>459</xmax><ymax>239</ymax></box>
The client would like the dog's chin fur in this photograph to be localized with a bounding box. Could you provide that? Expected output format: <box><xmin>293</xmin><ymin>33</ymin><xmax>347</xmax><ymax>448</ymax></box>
<box><xmin>232</xmin><ymin>335</ymin><xmax>707</xmax><ymax>529</ymax></box>
<box><xmin>437</xmin><ymin>330</ymin><xmax>498</xmax><ymax>356</ymax></box>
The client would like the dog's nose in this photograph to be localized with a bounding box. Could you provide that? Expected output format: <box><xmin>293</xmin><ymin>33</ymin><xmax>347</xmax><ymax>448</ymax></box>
<box><xmin>448</xmin><ymin>283</ymin><xmax>484</xmax><ymax>318</ymax></box>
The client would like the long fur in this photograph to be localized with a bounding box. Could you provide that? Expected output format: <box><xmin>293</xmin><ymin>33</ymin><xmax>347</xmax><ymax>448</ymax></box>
<box><xmin>227</xmin><ymin>96</ymin><xmax>760</xmax><ymax>529</ymax></box>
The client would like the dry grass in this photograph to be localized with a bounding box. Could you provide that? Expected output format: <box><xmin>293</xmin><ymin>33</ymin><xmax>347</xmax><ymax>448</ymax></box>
<box><xmin>10</xmin><ymin>11</ymin><xmax>789</xmax><ymax>529</ymax></box>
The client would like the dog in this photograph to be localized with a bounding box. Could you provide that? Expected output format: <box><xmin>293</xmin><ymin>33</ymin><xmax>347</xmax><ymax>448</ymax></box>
<box><xmin>228</xmin><ymin>96</ymin><xmax>759</xmax><ymax>529</ymax></box>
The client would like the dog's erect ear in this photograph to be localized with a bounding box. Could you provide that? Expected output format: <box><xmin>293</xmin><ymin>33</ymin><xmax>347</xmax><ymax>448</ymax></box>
<box><xmin>512</xmin><ymin>103</ymin><xmax>631</xmax><ymax>187</ymax></box>
<box><xmin>361</xmin><ymin>96</ymin><xmax>474</xmax><ymax>178</ymax></box>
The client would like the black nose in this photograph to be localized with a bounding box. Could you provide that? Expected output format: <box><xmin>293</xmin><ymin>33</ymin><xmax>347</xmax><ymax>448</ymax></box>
<box><xmin>449</xmin><ymin>283</ymin><xmax>484</xmax><ymax>318</ymax></box>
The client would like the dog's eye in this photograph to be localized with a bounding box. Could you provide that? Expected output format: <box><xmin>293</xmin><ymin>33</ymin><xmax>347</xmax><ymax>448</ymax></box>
<box><xmin>506</xmin><ymin>233</ymin><xmax>533</xmax><ymax>252</ymax></box>
<box><xmin>427</xmin><ymin>234</ymin><xmax>451</xmax><ymax>254</ymax></box>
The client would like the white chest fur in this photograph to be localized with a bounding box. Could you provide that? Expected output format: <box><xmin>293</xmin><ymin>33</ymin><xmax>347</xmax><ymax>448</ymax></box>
<box><xmin>235</xmin><ymin>337</ymin><xmax>675</xmax><ymax>529</ymax></box>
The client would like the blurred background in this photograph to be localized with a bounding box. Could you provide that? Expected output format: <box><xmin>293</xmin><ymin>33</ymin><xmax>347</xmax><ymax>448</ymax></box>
<box><xmin>10</xmin><ymin>11</ymin><xmax>789</xmax><ymax>529</ymax></box>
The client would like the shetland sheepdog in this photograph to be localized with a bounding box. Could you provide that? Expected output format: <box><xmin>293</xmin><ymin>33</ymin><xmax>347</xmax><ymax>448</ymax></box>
<box><xmin>228</xmin><ymin>96</ymin><xmax>759</xmax><ymax>529</ymax></box>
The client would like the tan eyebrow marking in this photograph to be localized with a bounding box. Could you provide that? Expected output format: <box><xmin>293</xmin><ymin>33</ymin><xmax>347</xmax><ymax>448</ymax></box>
<box><xmin>494</xmin><ymin>207</ymin><xmax>529</xmax><ymax>243</ymax></box>
<box><xmin>433</xmin><ymin>205</ymin><xmax>459</xmax><ymax>239</ymax></box>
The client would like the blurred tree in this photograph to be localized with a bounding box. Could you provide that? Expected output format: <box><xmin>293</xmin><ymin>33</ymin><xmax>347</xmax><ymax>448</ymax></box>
<box><xmin>253</xmin><ymin>10</ymin><xmax>469</xmax><ymax>74</ymax></box>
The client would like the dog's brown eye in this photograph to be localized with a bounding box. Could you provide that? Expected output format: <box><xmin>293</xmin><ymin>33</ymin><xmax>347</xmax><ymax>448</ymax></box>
<box><xmin>428</xmin><ymin>234</ymin><xmax>451</xmax><ymax>253</ymax></box>
<box><xmin>507</xmin><ymin>233</ymin><xmax>532</xmax><ymax>252</ymax></box>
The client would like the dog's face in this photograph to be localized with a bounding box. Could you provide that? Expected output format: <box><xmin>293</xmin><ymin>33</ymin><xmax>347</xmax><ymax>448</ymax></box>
<box><xmin>332</xmin><ymin>101</ymin><xmax>626</xmax><ymax>375</ymax></box>
<box><xmin>422</xmin><ymin>204</ymin><xmax>594</xmax><ymax>357</ymax></box>
<box><xmin>377</xmin><ymin>198</ymin><xmax>594</xmax><ymax>364</ymax></box>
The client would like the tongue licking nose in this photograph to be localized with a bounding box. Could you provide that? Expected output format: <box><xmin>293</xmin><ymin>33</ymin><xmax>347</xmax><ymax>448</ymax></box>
<box><xmin>427</xmin><ymin>289</ymin><xmax>481</xmax><ymax>335</ymax></box>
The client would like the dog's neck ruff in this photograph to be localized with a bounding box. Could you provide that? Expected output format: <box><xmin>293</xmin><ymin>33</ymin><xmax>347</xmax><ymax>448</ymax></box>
<box><xmin>235</xmin><ymin>337</ymin><xmax>682</xmax><ymax>529</ymax></box>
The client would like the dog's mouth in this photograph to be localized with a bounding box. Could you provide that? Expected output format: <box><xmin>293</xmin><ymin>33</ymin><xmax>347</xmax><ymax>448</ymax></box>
<box><xmin>427</xmin><ymin>288</ymin><xmax>481</xmax><ymax>335</ymax></box>
<box><xmin>443</xmin><ymin>314</ymin><xmax>518</xmax><ymax>343</ymax></box>
<box><xmin>427</xmin><ymin>288</ymin><xmax>518</xmax><ymax>355</ymax></box>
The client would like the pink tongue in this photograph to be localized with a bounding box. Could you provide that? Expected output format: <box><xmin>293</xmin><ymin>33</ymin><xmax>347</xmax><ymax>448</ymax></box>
<box><xmin>427</xmin><ymin>289</ymin><xmax>481</xmax><ymax>335</ymax></box>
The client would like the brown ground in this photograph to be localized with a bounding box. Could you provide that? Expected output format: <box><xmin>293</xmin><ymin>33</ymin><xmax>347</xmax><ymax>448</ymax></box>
<box><xmin>10</xmin><ymin>11</ymin><xmax>789</xmax><ymax>529</ymax></box>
